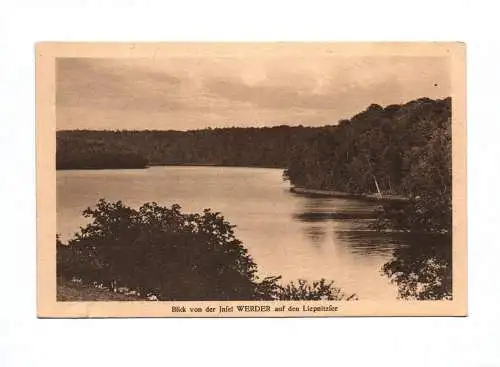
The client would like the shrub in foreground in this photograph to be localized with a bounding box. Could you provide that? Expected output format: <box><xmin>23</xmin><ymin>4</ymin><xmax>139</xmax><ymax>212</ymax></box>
<box><xmin>57</xmin><ymin>199</ymin><xmax>357</xmax><ymax>301</ymax></box>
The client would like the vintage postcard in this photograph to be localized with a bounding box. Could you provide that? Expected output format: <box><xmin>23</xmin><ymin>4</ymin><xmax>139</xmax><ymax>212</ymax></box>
<box><xmin>37</xmin><ymin>42</ymin><xmax>466</xmax><ymax>317</ymax></box>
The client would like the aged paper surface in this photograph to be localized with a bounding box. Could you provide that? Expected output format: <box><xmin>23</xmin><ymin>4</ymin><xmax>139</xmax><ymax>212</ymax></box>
<box><xmin>37</xmin><ymin>42</ymin><xmax>466</xmax><ymax>317</ymax></box>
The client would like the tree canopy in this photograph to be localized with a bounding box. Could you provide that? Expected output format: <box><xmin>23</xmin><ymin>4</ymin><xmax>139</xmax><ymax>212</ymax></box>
<box><xmin>285</xmin><ymin>97</ymin><xmax>452</xmax><ymax>233</ymax></box>
<box><xmin>285</xmin><ymin>97</ymin><xmax>451</xmax><ymax>196</ymax></box>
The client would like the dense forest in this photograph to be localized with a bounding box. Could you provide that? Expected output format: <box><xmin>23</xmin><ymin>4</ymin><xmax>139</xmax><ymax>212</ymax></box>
<box><xmin>286</xmin><ymin>97</ymin><xmax>452</xmax><ymax>233</ymax></box>
<box><xmin>286</xmin><ymin>97</ymin><xmax>451</xmax><ymax>195</ymax></box>
<box><xmin>56</xmin><ymin>125</ymin><xmax>325</xmax><ymax>169</ymax></box>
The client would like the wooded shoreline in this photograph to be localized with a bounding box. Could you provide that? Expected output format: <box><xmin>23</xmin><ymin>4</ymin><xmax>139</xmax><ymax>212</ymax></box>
<box><xmin>56</xmin><ymin>96</ymin><xmax>451</xmax><ymax>233</ymax></box>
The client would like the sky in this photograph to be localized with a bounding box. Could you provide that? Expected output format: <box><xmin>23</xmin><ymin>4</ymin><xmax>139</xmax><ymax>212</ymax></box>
<box><xmin>56</xmin><ymin>55</ymin><xmax>450</xmax><ymax>130</ymax></box>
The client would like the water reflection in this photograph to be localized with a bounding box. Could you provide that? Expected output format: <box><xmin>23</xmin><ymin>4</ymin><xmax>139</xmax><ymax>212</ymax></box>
<box><xmin>334</xmin><ymin>230</ymin><xmax>401</xmax><ymax>255</ymax></box>
<box><xmin>293</xmin><ymin>197</ymin><xmax>381</xmax><ymax>222</ymax></box>
<box><xmin>293</xmin><ymin>195</ymin><xmax>393</xmax><ymax>256</ymax></box>
<box><xmin>304</xmin><ymin>225</ymin><xmax>327</xmax><ymax>248</ymax></box>
<box><xmin>293</xmin><ymin>195</ymin><xmax>452</xmax><ymax>300</ymax></box>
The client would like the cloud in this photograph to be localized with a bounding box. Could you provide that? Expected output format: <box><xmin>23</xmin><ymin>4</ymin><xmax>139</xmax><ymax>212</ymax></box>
<box><xmin>204</xmin><ymin>76</ymin><xmax>332</xmax><ymax>110</ymax></box>
<box><xmin>57</xmin><ymin>58</ymin><xmax>184</xmax><ymax>112</ymax></box>
<box><xmin>203</xmin><ymin>56</ymin><xmax>449</xmax><ymax>115</ymax></box>
<box><xmin>56</xmin><ymin>55</ymin><xmax>450</xmax><ymax>130</ymax></box>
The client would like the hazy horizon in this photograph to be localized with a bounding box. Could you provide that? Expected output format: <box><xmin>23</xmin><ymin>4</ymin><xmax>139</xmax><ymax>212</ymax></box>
<box><xmin>56</xmin><ymin>54</ymin><xmax>450</xmax><ymax>131</ymax></box>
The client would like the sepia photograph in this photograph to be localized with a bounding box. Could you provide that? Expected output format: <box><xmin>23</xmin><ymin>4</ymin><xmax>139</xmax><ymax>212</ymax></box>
<box><xmin>36</xmin><ymin>42</ymin><xmax>466</xmax><ymax>317</ymax></box>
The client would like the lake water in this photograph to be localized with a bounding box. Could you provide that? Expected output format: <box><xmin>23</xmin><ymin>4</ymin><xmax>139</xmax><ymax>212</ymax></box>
<box><xmin>57</xmin><ymin>166</ymin><xmax>431</xmax><ymax>300</ymax></box>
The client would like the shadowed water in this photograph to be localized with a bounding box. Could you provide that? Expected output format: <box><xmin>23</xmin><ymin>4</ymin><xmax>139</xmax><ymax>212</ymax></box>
<box><xmin>57</xmin><ymin>166</ymin><xmax>446</xmax><ymax>300</ymax></box>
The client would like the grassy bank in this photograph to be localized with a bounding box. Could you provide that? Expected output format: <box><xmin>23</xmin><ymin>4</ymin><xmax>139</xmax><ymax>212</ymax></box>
<box><xmin>57</xmin><ymin>281</ymin><xmax>142</xmax><ymax>301</ymax></box>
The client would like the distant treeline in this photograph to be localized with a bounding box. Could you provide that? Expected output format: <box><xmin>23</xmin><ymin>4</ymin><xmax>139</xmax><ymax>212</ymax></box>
<box><xmin>56</xmin><ymin>125</ymin><xmax>326</xmax><ymax>170</ymax></box>
<box><xmin>57</xmin><ymin>151</ymin><xmax>148</xmax><ymax>170</ymax></box>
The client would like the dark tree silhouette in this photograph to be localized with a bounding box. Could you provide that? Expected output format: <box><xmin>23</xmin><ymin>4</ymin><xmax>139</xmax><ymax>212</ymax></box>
<box><xmin>57</xmin><ymin>199</ymin><xmax>357</xmax><ymax>301</ymax></box>
<box><xmin>56</xmin><ymin>126</ymin><xmax>323</xmax><ymax>170</ymax></box>
<box><xmin>382</xmin><ymin>235</ymin><xmax>452</xmax><ymax>300</ymax></box>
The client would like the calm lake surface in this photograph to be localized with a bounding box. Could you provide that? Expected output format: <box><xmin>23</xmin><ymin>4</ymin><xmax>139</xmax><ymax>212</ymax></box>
<box><xmin>57</xmin><ymin>166</ymin><xmax>433</xmax><ymax>300</ymax></box>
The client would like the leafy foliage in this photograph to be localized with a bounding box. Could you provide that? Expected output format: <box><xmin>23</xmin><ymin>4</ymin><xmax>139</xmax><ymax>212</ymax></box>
<box><xmin>382</xmin><ymin>236</ymin><xmax>452</xmax><ymax>300</ymax></box>
<box><xmin>253</xmin><ymin>276</ymin><xmax>357</xmax><ymax>301</ymax></box>
<box><xmin>276</xmin><ymin>279</ymin><xmax>357</xmax><ymax>301</ymax></box>
<box><xmin>58</xmin><ymin>200</ymin><xmax>356</xmax><ymax>301</ymax></box>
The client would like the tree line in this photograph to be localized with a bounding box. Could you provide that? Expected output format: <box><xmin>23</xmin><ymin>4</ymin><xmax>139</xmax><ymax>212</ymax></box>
<box><xmin>56</xmin><ymin>126</ymin><xmax>324</xmax><ymax>170</ymax></box>
<box><xmin>285</xmin><ymin>97</ymin><xmax>452</xmax><ymax>233</ymax></box>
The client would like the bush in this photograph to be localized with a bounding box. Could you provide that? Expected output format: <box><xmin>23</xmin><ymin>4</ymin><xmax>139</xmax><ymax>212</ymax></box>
<box><xmin>58</xmin><ymin>199</ymin><xmax>356</xmax><ymax>301</ymax></box>
<box><xmin>277</xmin><ymin>278</ymin><xmax>357</xmax><ymax>301</ymax></box>
<box><xmin>381</xmin><ymin>237</ymin><xmax>452</xmax><ymax>300</ymax></box>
